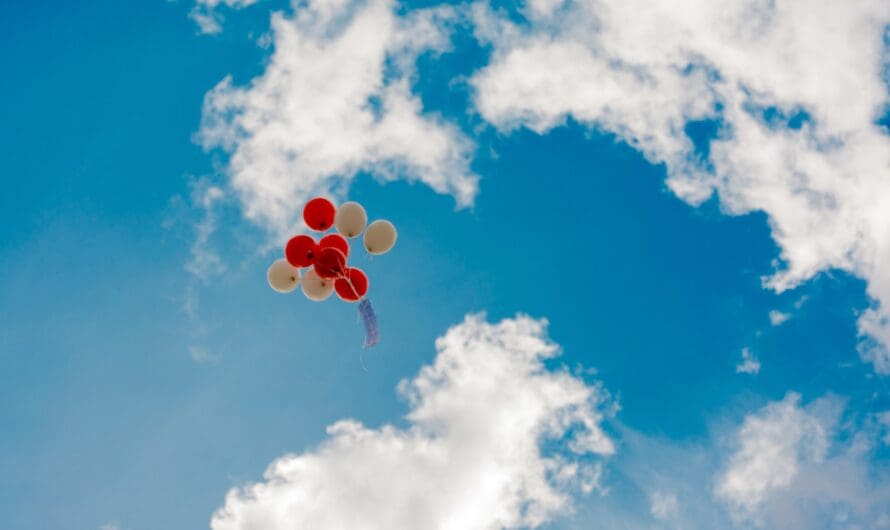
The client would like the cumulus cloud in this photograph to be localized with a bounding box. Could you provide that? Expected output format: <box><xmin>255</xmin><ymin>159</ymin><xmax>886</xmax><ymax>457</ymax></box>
<box><xmin>470</xmin><ymin>0</ymin><xmax>890</xmax><ymax>373</ymax></box>
<box><xmin>735</xmin><ymin>347</ymin><xmax>761</xmax><ymax>375</ymax></box>
<box><xmin>211</xmin><ymin>314</ymin><xmax>614</xmax><ymax>530</ymax></box>
<box><xmin>199</xmin><ymin>0</ymin><xmax>478</xmax><ymax>236</ymax></box>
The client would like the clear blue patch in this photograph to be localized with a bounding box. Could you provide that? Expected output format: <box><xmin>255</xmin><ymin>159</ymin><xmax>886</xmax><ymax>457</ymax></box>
<box><xmin>684</xmin><ymin>118</ymin><xmax>723</xmax><ymax>168</ymax></box>
<box><xmin>745</xmin><ymin>101</ymin><xmax>813</xmax><ymax>131</ymax></box>
<box><xmin>877</xmin><ymin>106</ymin><xmax>890</xmax><ymax>134</ymax></box>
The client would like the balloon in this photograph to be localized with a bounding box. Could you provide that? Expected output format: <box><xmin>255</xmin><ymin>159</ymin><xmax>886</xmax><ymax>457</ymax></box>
<box><xmin>285</xmin><ymin>235</ymin><xmax>317</xmax><ymax>268</ymax></box>
<box><xmin>313</xmin><ymin>247</ymin><xmax>347</xmax><ymax>279</ymax></box>
<box><xmin>267</xmin><ymin>259</ymin><xmax>301</xmax><ymax>293</ymax></box>
<box><xmin>334</xmin><ymin>201</ymin><xmax>367</xmax><ymax>238</ymax></box>
<box><xmin>363</xmin><ymin>220</ymin><xmax>397</xmax><ymax>255</ymax></box>
<box><xmin>319</xmin><ymin>233</ymin><xmax>349</xmax><ymax>258</ymax></box>
<box><xmin>303</xmin><ymin>197</ymin><xmax>336</xmax><ymax>231</ymax></box>
<box><xmin>301</xmin><ymin>268</ymin><xmax>334</xmax><ymax>301</ymax></box>
<box><xmin>335</xmin><ymin>267</ymin><xmax>369</xmax><ymax>302</ymax></box>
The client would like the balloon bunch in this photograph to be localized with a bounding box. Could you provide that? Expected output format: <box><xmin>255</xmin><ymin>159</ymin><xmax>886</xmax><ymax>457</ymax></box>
<box><xmin>266</xmin><ymin>197</ymin><xmax>397</xmax><ymax>348</ymax></box>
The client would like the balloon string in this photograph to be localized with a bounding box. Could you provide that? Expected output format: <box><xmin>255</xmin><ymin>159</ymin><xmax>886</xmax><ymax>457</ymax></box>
<box><xmin>339</xmin><ymin>270</ymin><xmax>361</xmax><ymax>301</ymax></box>
<box><xmin>340</xmin><ymin>272</ymin><xmax>364</xmax><ymax>369</ymax></box>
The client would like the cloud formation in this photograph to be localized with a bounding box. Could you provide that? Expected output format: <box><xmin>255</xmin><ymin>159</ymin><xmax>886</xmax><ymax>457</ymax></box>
<box><xmin>470</xmin><ymin>0</ymin><xmax>890</xmax><ymax>373</ymax></box>
<box><xmin>211</xmin><ymin>314</ymin><xmax>614</xmax><ymax>530</ymax></box>
<box><xmin>715</xmin><ymin>393</ymin><xmax>890</xmax><ymax>528</ymax></box>
<box><xmin>881</xmin><ymin>411</ymin><xmax>890</xmax><ymax>445</ymax></box>
<box><xmin>649</xmin><ymin>491</ymin><xmax>679</xmax><ymax>521</ymax></box>
<box><xmin>768</xmin><ymin>310</ymin><xmax>791</xmax><ymax>327</ymax></box>
<box><xmin>190</xmin><ymin>0</ymin><xmax>261</xmax><ymax>34</ymax></box>
<box><xmin>196</xmin><ymin>0</ymin><xmax>890</xmax><ymax>372</ymax></box>
<box><xmin>735</xmin><ymin>347</ymin><xmax>761</xmax><ymax>375</ymax></box>
<box><xmin>199</xmin><ymin>0</ymin><xmax>478</xmax><ymax>236</ymax></box>
<box><xmin>715</xmin><ymin>393</ymin><xmax>828</xmax><ymax>520</ymax></box>
<box><xmin>574</xmin><ymin>393</ymin><xmax>890</xmax><ymax>530</ymax></box>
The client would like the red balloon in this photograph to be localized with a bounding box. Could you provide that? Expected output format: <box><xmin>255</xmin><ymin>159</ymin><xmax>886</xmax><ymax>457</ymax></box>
<box><xmin>313</xmin><ymin>246</ymin><xmax>347</xmax><ymax>279</ymax></box>
<box><xmin>285</xmin><ymin>235</ymin><xmax>317</xmax><ymax>268</ymax></box>
<box><xmin>319</xmin><ymin>233</ymin><xmax>349</xmax><ymax>258</ymax></box>
<box><xmin>303</xmin><ymin>197</ymin><xmax>336</xmax><ymax>232</ymax></box>
<box><xmin>335</xmin><ymin>268</ymin><xmax>369</xmax><ymax>302</ymax></box>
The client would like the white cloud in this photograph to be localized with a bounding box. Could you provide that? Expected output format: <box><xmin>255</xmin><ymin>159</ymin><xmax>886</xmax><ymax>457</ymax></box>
<box><xmin>735</xmin><ymin>347</ymin><xmax>761</xmax><ymax>375</ymax></box>
<box><xmin>470</xmin><ymin>0</ymin><xmax>890</xmax><ymax>373</ymax></box>
<box><xmin>190</xmin><ymin>0</ymin><xmax>261</xmax><ymax>34</ymax></box>
<box><xmin>649</xmin><ymin>490</ymin><xmax>679</xmax><ymax>521</ymax></box>
<box><xmin>715</xmin><ymin>393</ymin><xmax>829</xmax><ymax>520</ymax></box>
<box><xmin>185</xmin><ymin>181</ymin><xmax>227</xmax><ymax>282</ymax></box>
<box><xmin>193</xmin><ymin>0</ymin><xmax>890</xmax><ymax>372</ymax></box>
<box><xmin>199</xmin><ymin>0</ymin><xmax>478</xmax><ymax>237</ymax></box>
<box><xmin>769</xmin><ymin>310</ymin><xmax>791</xmax><ymax>326</ymax></box>
<box><xmin>879</xmin><ymin>411</ymin><xmax>890</xmax><ymax>445</ymax></box>
<box><xmin>573</xmin><ymin>393</ymin><xmax>890</xmax><ymax>530</ymax></box>
<box><xmin>712</xmin><ymin>392</ymin><xmax>890</xmax><ymax>528</ymax></box>
<box><xmin>190</xmin><ymin>9</ymin><xmax>224</xmax><ymax>35</ymax></box>
<box><xmin>211</xmin><ymin>314</ymin><xmax>614</xmax><ymax>530</ymax></box>
<box><xmin>189</xmin><ymin>345</ymin><xmax>220</xmax><ymax>364</ymax></box>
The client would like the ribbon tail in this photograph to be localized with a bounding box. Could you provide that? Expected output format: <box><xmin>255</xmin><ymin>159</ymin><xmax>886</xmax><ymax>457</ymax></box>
<box><xmin>358</xmin><ymin>299</ymin><xmax>379</xmax><ymax>348</ymax></box>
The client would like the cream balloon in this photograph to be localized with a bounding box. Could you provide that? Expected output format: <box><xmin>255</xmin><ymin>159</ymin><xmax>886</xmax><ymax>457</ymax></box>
<box><xmin>267</xmin><ymin>259</ymin><xmax>301</xmax><ymax>293</ymax></box>
<box><xmin>301</xmin><ymin>267</ymin><xmax>334</xmax><ymax>301</ymax></box>
<box><xmin>363</xmin><ymin>220</ymin><xmax>397</xmax><ymax>255</ymax></box>
<box><xmin>334</xmin><ymin>201</ymin><xmax>367</xmax><ymax>238</ymax></box>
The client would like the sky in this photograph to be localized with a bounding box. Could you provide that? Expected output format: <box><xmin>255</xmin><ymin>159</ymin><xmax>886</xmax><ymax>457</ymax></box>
<box><xmin>1</xmin><ymin>0</ymin><xmax>890</xmax><ymax>529</ymax></box>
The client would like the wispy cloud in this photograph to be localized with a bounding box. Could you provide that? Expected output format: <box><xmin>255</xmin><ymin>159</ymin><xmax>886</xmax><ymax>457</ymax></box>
<box><xmin>572</xmin><ymin>393</ymin><xmax>890</xmax><ymax>530</ymax></box>
<box><xmin>164</xmin><ymin>178</ymin><xmax>231</xmax><ymax>363</ymax></box>
<box><xmin>879</xmin><ymin>411</ymin><xmax>890</xmax><ymax>445</ymax></box>
<box><xmin>715</xmin><ymin>393</ymin><xmax>828</xmax><ymax>520</ymax></box>
<box><xmin>184</xmin><ymin>181</ymin><xmax>227</xmax><ymax>282</ymax></box>
<box><xmin>189</xmin><ymin>0</ymin><xmax>261</xmax><ymax>34</ymax></box>
<box><xmin>650</xmin><ymin>490</ymin><xmax>679</xmax><ymax>521</ymax></box>
<box><xmin>769</xmin><ymin>310</ymin><xmax>791</xmax><ymax>326</ymax></box>
<box><xmin>713</xmin><ymin>392</ymin><xmax>890</xmax><ymax>529</ymax></box>
<box><xmin>735</xmin><ymin>347</ymin><xmax>761</xmax><ymax>375</ymax></box>
<box><xmin>189</xmin><ymin>345</ymin><xmax>219</xmax><ymax>364</ymax></box>
<box><xmin>163</xmin><ymin>177</ymin><xmax>229</xmax><ymax>284</ymax></box>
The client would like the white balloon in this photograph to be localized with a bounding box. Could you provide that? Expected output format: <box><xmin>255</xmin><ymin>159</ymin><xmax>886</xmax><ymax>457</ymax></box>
<box><xmin>363</xmin><ymin>220</ymin><xmax>397</xmax><ymax>255</ymax></box>
<box><xmin>301</xmin><ymin>267</ymin><xmax>334</xmax><ymax>301</ymax></box>
<box><xmin>267</xmin><ymin>259</ymin><xmax>301</xmax><ymax>293</ymax></box>
<box><xmin>334</xmin><ymin>201</ymin><xmax>367</xmax><ymax>238</ymax></box>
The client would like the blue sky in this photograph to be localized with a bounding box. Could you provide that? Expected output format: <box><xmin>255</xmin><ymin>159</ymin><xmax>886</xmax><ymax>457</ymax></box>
<box><xmin>2</xmin><ymin>1</ymin><xmax>890</xmax><ymax>529</ymax></box>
